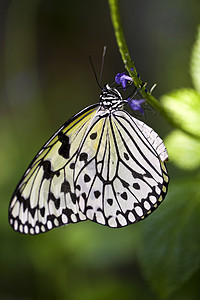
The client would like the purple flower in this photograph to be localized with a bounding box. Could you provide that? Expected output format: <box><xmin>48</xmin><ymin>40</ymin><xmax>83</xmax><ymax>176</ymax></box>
<box><xmin>115</xmin><ymin>72</ymin><xmax>133</xmax><ymax>89</ymax></box>
<box><xmin>128</xmin><ymin>98</ymin><xmax>145</xmax><ymax>114</ymax></box>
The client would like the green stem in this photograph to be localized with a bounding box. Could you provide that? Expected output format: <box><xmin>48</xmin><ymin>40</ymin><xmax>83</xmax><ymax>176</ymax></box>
<box><xmin>108</xmin><ymin>0</ymin><xmax>140</xmax><ymax>86</ymax></box>
<box><xmin>108</xmin><ymin>0</ymin><xmax>200</xmax><ymax>139</ymax></box>
<box><xmin>108</xmin><ymin>0</ymin><xmax>170</xmax><ymax>119</ymax></box>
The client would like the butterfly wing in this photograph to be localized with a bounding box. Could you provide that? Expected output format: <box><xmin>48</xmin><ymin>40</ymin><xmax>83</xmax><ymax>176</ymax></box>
<box><xmin>74</xmin><ymin>109</ymin><xmax>169</xmax><ymax>228</ymax></box>
<box><xmin>9</xmin><ymin>104</ymin><xmax>100</xmax><ymax>234</ymax></box>
<box><xmin>9</xmin><ymin>105</ymin><xmax>169</xmax><ymax>234</ymax></box>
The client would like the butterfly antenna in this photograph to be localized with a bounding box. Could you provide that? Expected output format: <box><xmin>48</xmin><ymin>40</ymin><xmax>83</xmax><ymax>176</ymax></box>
<box><xmin>89</xmin><ymin>55</ymin><xmax>102</xmax><ymax>89</ymax></box>
<box><xmin>99</xmin><ymin>45</ymin><xmax>107</xmax><ymax>87</ymax></box>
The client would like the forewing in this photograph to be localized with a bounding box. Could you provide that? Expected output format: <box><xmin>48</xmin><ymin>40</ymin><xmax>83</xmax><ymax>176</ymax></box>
<box><xmin>9</xmin><ymin>104</ymin><xmax>99</xmax><ymax>234</ymax></box>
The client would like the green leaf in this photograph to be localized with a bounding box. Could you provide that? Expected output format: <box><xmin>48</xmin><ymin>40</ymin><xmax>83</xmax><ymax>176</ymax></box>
<box><xmin>161</xmin><ymin>89</ymin><xmax>200</xmax><ymax>137</ymax></box>
<box><xmin>138</xmin><ymin>178</ymin><xmax>200</xmax><ymax>298</ymax></box>
<box><xmin>190</xmin><ymin>25</ymin><xmax>200</xmax><ymax>92</ymax></box>
<box><xmin>165</xmin><ymin>129</ymin><xmax>200</xmax><ymax>170</ymax></box>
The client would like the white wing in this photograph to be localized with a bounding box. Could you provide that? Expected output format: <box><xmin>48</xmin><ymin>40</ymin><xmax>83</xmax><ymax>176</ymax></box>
<box><xmin>9</xmin><ymin>106</ymin><xmax>169</xmax><ymax>234</ymax></box>
<box><xmin>69</xmin><ymin>109</ymin><xmax>169</xmax><ymax>228</ymax></box>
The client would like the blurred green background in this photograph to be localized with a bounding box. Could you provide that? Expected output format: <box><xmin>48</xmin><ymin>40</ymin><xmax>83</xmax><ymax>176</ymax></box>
<box><xmin>1</xmin><ymin>0</ymin><xmax>200</xmax><ymax>299</ymax></box>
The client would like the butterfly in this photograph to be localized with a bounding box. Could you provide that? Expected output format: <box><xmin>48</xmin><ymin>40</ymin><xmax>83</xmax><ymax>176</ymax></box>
<box><xmin>9</xmin><ymin>75</ymin><xmax>169</xmax><ymax>235</ymax></box>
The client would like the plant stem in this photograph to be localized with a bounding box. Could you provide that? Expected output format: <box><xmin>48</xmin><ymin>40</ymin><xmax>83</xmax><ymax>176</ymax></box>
<box><xmin>108</xmin><ymin>0</ymin><xmax>200</xmax><ymax>139</ymax></box>
<box><xmin>108</xmin><ymin>0</ymin><xmax>165</xmax><ymax>110</ymax></box>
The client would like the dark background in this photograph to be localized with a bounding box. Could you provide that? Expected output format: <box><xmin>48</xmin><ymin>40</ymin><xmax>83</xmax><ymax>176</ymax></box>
<box><xmin>1</xmin><ymin>1</ymin><xmax>200</xmax><ymax>299</ymax></box>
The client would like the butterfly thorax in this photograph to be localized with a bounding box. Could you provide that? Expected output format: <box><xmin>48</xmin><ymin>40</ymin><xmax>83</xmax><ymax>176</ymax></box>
<box><xmin>99</xmin><ymin>84</ymin><xmax>123</xmax><ymax>111</ymax></box>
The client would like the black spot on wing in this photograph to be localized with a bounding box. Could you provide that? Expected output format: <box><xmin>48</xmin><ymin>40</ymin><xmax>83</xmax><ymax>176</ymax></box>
<box><xmin>70</xmin><ymin>162</ymin><xmax>75</xmax><ymax>169</ymax></box>
<box><xmin>49</xmin><ymin>192</ymin><xmax>60</xmax><ymax>210</ymax></box>
<box><xmin>40</xmin><ymin>207</ymin><xmax>45</xmax><ymax>217</ymax></box>
<box><xmin>124</xmin><ymin>153</ymin><xmax>129</xmax><ymax>160</ymax></box>
<box><xmin>132</xmin><ymin>169</ymin><xmax>151</xmax><ymax>180</ymax></box>
<box><xmin>71</xmin><ymin>193</ymin><xmax>77</xmax><ymax>205</ymax></box>
<box><xmin>94</xmin><ymin>190</ymin><xmax>101</xmax><ymax>198</ymax></box>
<box><xmin>15</xmin><ymin>190</ymin><xmax>27</xmax><ymax>208</ymax></box>
<box><xmin>41</xmin><ymin>160</ymin><xmax>59</xmax><ymax>179</ymax></box>
<box><xmin>58</xmin><ymin>132</ymin><xmax>70</xmax><ymax>159</ymax></box>
<box><xmin>84</xmin><ymin>174</ymin><xmax>91</xmax><ymax>183</ymax></box>
<box><xmin>76</xmin><ymin>184</ymin><xmax>81</xmax><ymax>191</ymax></box>
<box><xmin>133</xmin><ymin>183</ymin><xmax>140</xmax><ymax>190</ymax></box>
<box><xmin>30</xmin><ymin>207</ymin><xmax>37</xmax><ymax>218</ymax></box>
<box><xmin>121</xmin><ymin>192</ymin><xmax>128</xmax><ymax>200</ymax></box>
<box><xmin>62</xmin><ymin>207</ymin><xmax>74</xmax><ymax>218</ymax></box>
<box><xmin>82</xmin><ymin>193</ymin><xmax>87</xmax><ymax>200</ymax></box>
<box><xmin>107</xmin><ymin>198</ymin><xmax>113</xmax><ymax>206</ymax></box>
<box><xmin>79</xmin><ymin>152</ymin><xmax>88</xmax><ymax>162</ymax></box>
<box><xmin>121</xmin><ymin>179</ymin><xmax>129</xmax><ymax>189</ymax></box>
<box><xmin>90</xmin><ymin>132</ymin><xmax>97</xmax><ymax>140</ymax></box>
<box><xmin>61</xmin><ymin>181</ymin><xmax>71</xmax><ymax>194</ymax></box>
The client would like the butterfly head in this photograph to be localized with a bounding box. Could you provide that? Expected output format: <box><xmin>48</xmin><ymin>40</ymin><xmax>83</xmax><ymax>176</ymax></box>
<box><xmin>99</xmin><ymin>84</ymin><xmax>123</xmax><ymax>110</ymax></box>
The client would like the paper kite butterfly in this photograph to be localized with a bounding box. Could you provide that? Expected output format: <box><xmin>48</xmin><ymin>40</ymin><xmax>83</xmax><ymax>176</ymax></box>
<box><xmin>9</xmin><ymin>72</ymin><xmax>169</xmax><ymax>235</ymax></box>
